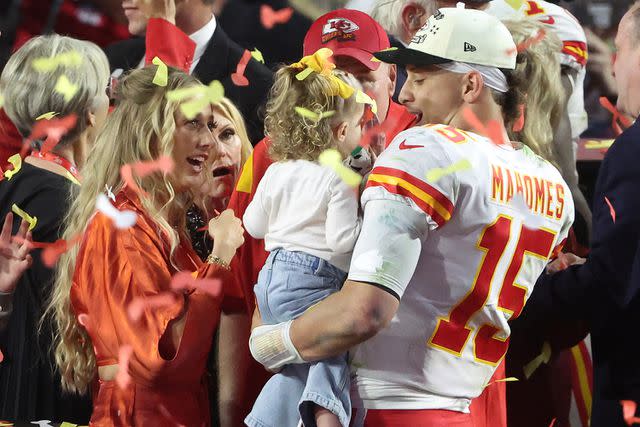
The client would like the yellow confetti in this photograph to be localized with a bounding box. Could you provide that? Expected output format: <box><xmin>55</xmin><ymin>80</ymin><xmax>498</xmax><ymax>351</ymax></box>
<box><xmin>355</xmin><ymin>90</ymin><xmax>377</xmax><ymax>115</ymax></box>
<box><xmin>65</xmin><ymin>171</ymin><xmax>81</xmax><ymax>186</ymax></box>
<box><xmin>584</xmin><ymin>139</ymin><xmax>614</xmax><ymax>150</ymax></box>
<box><xmin>523</xmin><ymin>341</ymin><xmax>552</xmax><ymax>379</ymax></box>
<box><xmin>36</xmin><ymin>111</ymin><xmax>59</xmax><ymax>121</ymax></box>
<box><xmin>251</xmin><ymin>48</ymin><xmax>265</xmax><ymax>64</ymax></box>
<box><xmin>11</xmin><ymin>203</ymin><xmax>37</xmax><ymax>231</ymax></box>
<box><xmin>60</xmin><ymin>423</ymin><xmax>78</xmax><ymax>427</ymax></box>
<box><xmin>295</xmin><ymin>67</ymin><xmax>315</xmax><ymax>81</ymax></box>
<box><xmin>425</xmin><ymin>159</ymin><xmax>472</xmax><ymax>182</ymax></box>
<box><xmin>294</xmin><ymin>107</ymin><xmax>335</xmax><ymax>121</ymax></box>
<box><xmin>167</xmin><ymin>80</ymin><xmax>225</xmax><ymax>119</ymax></box>
<box><xmin>318</xmin><ymin>149</ymin><xmax>362</xmax><ymax>187</ymax></box>
<box><xmin>151</xmin><ymin>56</ymin><xmax>168</xmax><ymax>87</ymax></box>
<box><xmin>54</xmin><ymin>75</ymin><xmax>79</xmax><ymax>103</ymax></box>
<box><xmin>504</xmin><ymin>0</ymin><xmax>524</xmax><ymax>10</ymax></box>
<box><xmin>483</xmin><ymin>376</ymin><xmax>519</xmax><ymax>389</ymax></box>
<box><xmin>31</xmin><ymin>50</ymin><xmax>82</xmax><ymax>73</ymax></box>
<box><xmin>4</xmin><ymin>153</ymin><xmax>22</xmax><ymax>180</ymax></box>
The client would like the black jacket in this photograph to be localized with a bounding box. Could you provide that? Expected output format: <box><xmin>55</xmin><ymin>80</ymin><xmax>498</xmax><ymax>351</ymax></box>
<box><xmin>104</xmin><ymin>24</ymin><xmax>274</xmax><ymax>143</ymax></box>
<box><xmin>512</xmin><ymin>119</ymin><xmax>640</xmax><ymax>426</ymax></box>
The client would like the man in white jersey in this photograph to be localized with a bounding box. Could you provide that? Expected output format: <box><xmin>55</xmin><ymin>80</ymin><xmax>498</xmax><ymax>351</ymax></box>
<box><xmin>249</xmin><ymin>6</ymin><xmax>574</xmax><ymax>426</ymax></box>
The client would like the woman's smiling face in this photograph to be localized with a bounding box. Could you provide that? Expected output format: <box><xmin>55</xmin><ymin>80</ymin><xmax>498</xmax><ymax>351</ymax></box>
<box><xmin>170</xmin><ymin>103</ymin><xmax>218</xmax><ymax>193</ymax></box>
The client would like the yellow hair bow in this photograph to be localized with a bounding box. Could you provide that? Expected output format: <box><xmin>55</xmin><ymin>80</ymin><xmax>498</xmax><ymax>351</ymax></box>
<box><xmin>290</xmin><ymin>48</ymin><xmax>355</xmax><ymax>99</ymax></box>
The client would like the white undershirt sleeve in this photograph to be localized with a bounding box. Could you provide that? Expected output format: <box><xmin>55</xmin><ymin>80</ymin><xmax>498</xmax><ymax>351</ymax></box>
<box><xmin>347</xmin><ymin>198</ymin><xmax>428</xmax><ymax>299</ymax></box>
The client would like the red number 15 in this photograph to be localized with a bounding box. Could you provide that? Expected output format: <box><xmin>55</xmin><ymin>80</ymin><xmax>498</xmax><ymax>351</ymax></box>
<box><xmin>428</xmin><ymin>215</ymin><xmax>556</xmax><ymax>366</ymax></box>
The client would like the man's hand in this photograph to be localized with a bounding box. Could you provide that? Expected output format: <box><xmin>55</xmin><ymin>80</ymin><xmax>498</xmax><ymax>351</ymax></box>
<box><xmin>546</xmin><ymin>252</ymin><xmax>586</xmax><ymax>274</ymax></box>
<box><xmin>0</xmin><ymin>213</ymin><xmax>33</xmax><ymax>294</ymax></box>
<box><xmin>136</xmin><ymin>0</ymin><xmax>177</xmax><ymax>24</ymax></box>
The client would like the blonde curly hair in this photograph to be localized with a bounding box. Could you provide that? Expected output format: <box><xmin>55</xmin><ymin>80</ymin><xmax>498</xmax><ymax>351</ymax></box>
<box><xmin>265</xmin><ymin>66</ymin><xmax>362</xmax><ymax>162</ymax></box>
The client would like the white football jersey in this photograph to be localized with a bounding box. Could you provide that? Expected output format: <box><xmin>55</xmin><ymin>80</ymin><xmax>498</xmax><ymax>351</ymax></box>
<box><xmin>487</xmin><ymin>0</ymin><xmax>588</xmax><ymax>138</ymax></box>
<box><xmin>348</xmin><ymin>125</ymin><xmax>574</xmax><ymax>411</ymax></box>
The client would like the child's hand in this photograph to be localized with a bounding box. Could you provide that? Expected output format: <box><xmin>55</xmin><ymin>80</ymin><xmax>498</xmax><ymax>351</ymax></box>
<box><xmin>208</xmin><ymin>209</ymin><xmax>245</xmax><ymax>264</ymax></box>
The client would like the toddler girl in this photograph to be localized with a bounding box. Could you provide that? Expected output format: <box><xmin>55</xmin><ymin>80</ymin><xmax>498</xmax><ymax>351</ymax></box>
<box><xmin>243</xmin><ymin>49</ymin><xmax>370</xmax><ymax>427</ymax></box>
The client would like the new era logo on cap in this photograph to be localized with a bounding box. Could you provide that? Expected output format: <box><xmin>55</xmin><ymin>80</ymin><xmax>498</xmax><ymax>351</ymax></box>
<box><xmin>464</xmin><ymin>42</ymin><xmax>477</xmax><ymax>52</ymax></box>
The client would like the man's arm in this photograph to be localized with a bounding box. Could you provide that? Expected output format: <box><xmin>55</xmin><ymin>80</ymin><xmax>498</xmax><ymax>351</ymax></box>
<box><xmin>289</xmin><ymin>279</ymin><xmax>399</xmax><ymax>361</ymax></box>
<box><xmin>250</xmin><ymin>198</ymin><xmax>427</xmax><ymax>368</ymax></box>
<box><xmin>514</xmin><ymin>127</ymin><xmax>640</xmax><ymax>347</ymax></box>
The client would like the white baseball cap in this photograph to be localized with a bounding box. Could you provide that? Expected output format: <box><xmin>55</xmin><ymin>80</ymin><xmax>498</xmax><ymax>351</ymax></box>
<box><xmin>374</xmin><ymin>6</ymin><xmax>517</xmax><ymax>70</ymax></box>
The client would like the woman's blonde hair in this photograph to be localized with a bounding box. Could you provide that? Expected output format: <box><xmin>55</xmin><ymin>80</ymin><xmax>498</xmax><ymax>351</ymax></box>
<box><xmin>213</xmin><ymin>97</ymin><xmax>253</xmax><ymax>168</ymax></box>
<box><xmin>46</xmin><ymin>66</ymin><xmax>202</xmax><ymax>394</ymax></box>
<box><xmin>0</xmin><ymin>34</ymin><xmax>110</xmax><ymax>147</ymax></box>
<box><xmin>266</xmin><ymin>66</ymin><xmax>362</xmax><ymax>162</ymax></box>
<box><xmin>503</xmin><ymin>20</ymin><xmax>565</xmax><ymax>164</ymax></box>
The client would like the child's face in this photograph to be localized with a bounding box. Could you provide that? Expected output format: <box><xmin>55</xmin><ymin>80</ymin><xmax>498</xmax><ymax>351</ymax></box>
<box><xmin>336</xmin><ymin>104</ymin><xmax>365</xmax><ymax>158</ymax></box>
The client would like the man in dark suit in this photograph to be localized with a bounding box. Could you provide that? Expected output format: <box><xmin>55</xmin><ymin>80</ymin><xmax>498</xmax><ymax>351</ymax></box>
<box><xmin>105</xmin><ymin>0</ymin><xmax>273</xmax><ymax>143</ymax></box>
<box><xmin>512</xmin><ymin>3</ymin><xmax>640</xmax><ymax>426</ymax></box>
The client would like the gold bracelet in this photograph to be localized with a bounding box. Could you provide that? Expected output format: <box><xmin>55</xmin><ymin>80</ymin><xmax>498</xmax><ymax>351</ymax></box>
<box><xmin>206</xmin><ymin>253</ymin><xmax>230</xmax><ymax>270</ymax></box>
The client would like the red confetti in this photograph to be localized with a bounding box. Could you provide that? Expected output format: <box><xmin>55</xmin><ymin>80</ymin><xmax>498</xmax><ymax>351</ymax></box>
<box><xmin>116</xmin><ymin>345</ymin><xmax>133</xmax><ymax>390</ymax></box>
<box><xmin>231</xmin><ymin>50</ymin><xmax>251</xmax><ymax>87</ymax></box>
<box><xmin>549</xmin><ymin>418</ymin><xmax>557</xmax><ymax>427</ymax></box>
<box><xmin>171</xmin><ymin>271</ymin><xmax>223</xmax><ymax>298</ymax></box>
<box><xmin>12</xmin><ymin>234</ymin><xmax>82</xmax><ymax>267</ymax></box>
<box><xmin>127</xmin><ymin>293</ymin><xmax>178</xmax><ymax>322</ymax></box>
<box><xmin>600</xmin><ymin>96</ymin><xmax>633</xmax><ymax>136</ymax></box>
<box><xmin>513</xmin><ymin>104</ymin><xmax>525</xmax><ymax>132</ymax></box>
<box><xmin>507</xmin><ymin>28</ymin><xmax>547</xmax><ymax>54</ymax></box>
<box><xmin>77</xmin><ymin>313</ymin><xmax>90</xmax><ymax>328</ymax></box>
<box><xmin>24</xmin><ymin>114</ymin><xmax>78</xmax><ymax>156</ymax></box>
<box><xmin>0</xmin><ymin>348</ymin><xmax>3</xmax><ymax>363</ymax></box>
<box><xmin>462</xmin><ymin>108</ymin><xmax>508</xmax><ymax>146</ymax></box>
<box><xmin>120</xmin><ymin>155</ymin><xmax>174</xmax><ymax>197</ymax></box>
<box><xmin>604</xmin><ymin>196</ymin><xmax>616</xmax><ymax>223</ymax></box>
<box><xmin>621</xmin><ymin>400</ymin><xmax>640</xmax><ymax>425</ymax></box>
<box><xmin>260</xmin><ymin>5</ymin><xmax>293</xmax><ymax>29</ymax></box>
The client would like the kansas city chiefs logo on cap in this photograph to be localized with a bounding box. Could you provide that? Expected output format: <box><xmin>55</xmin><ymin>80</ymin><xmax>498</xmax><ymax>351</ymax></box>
<box><xmin>321</xmin><ymin>18</ymin><xmax>359</xmax><ymax>44</ymax></box>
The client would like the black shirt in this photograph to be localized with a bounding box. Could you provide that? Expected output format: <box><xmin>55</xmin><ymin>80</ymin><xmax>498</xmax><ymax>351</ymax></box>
<box><xmin>0</xmin><ymin>162</ymin><xmax>91</xmax><ymax>423</ymax></box>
